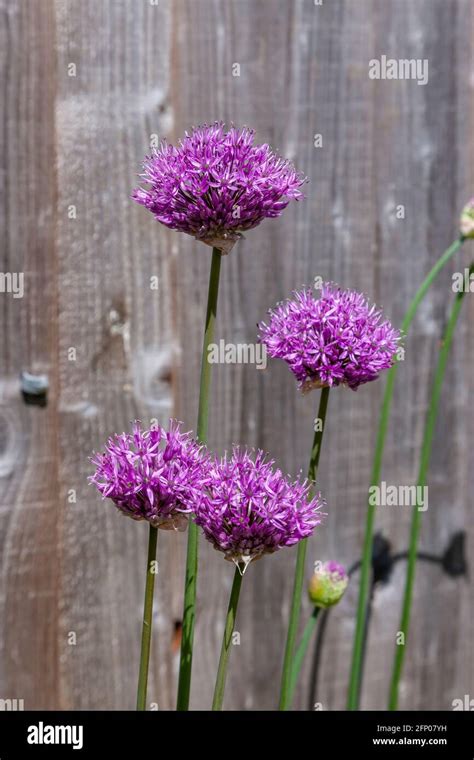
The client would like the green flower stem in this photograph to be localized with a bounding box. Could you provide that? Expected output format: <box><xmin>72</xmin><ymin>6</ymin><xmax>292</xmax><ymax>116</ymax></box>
<box><xmin>289</xmin><ymin>606</ymin><xmax>321</xmax><ymax>706</ymax></box>
<box><xmin>347</xmin><ymin>236</ymin><xmax>465</xmax><ymax>711</ymax></box>
<box><xmin>212</xmin><ymin>565</ymin><xmax>244</xmax><ymax>710</ymax></box>
<box><xmin>136</xmin><ymin>525</ymin><xmax>158</xmax><ymax>711</ymax></box>
<box><xmin>388</xmin><ymin>261</ymin><xmax>473</xmax><ymax>710</ymax></box>
<box><xmin>279</xmin><ymin>385</ymin><xmax>331</xmax><ymax>711</ymax></box>
<box><xmin>176</xmin><ymin>247</ymin><xmax>223</xmax><ymax>711</ymax></box>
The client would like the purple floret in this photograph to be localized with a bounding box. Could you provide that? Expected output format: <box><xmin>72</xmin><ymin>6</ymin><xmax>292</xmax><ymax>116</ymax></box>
<box><xmin>133</xmin><ymin>122</ymin><xmax>306</xmax><ymax>249</ymax></box>
<box><xmin>324</xmin><ymin>561</ymin><xmax>348</xmax><ymax>581</ymax></box>
<box><xmin>89</xmin><ymin>420</ymin><xmax>207</xmax><ymax>531</ymax></box>
<box><xmin>259</xmin><ymin>284</ymin><xmax>400</xmax><ymax>391</ymax></box>
<box><xmin>192</xmin><ymin>447</ymin><xmax>325</xmax><ymax>571</ymax></box>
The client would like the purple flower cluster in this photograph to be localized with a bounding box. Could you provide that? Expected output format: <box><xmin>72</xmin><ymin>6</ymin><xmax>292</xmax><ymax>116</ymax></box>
<box><xmin>259</xmin><ymin>284</ymin><xmax>400</xmax><ymax>391</ymax></box>
<box><xmin>133</xmin><ymin>123</ymin><xmax>306</xmax><ymax>251</ymax></box>
<box><xmin>90</xmin><ymin>426</ymin><xmax>324</xmax><ymax>567</ymax></box>
<box><xmin>89</xmin><ymin>421</ymin><xmax>206</xmax><ymax>531</ymax></box>
<box><xmin>192</xmin><ymin>448</ymin><xmax>325</xmax><ymax>571</ymax></box>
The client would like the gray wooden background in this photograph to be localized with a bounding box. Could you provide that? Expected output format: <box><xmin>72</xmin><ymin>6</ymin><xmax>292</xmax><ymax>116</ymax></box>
<box><xmin>0</xmin><ymin>0</ymin><xmax>473</xmax><ymax>711</ymax></box>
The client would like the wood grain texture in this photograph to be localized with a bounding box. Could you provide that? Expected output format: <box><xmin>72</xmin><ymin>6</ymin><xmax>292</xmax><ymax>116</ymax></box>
<box><xmin>0</xmin><ymin>0</ymin><xmax>472</xmax><ymax>711</ymax></box>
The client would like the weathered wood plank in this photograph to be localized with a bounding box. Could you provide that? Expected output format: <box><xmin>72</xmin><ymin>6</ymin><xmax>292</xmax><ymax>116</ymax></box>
<box><xmin>0</xmin><ymin>0</ymin><xmax>60</xmax><ymax>709</ymax></box>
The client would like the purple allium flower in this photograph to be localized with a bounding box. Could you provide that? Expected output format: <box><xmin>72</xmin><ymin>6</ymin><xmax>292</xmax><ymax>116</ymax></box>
<box><xmin>258</xmin><ymin>284</ymin><xmax>400</xmax><ymax>392</ymax></box>
<box><xmin>89</xmin><ymin>420</ymin><xmax>207</xmax><ymax>531</ymax></box>
<box><xmin>308</xmin><ymin>561</ymin><xmax>349</xmax><ymax>608</ymax></box>
<box><xmin>192</xmin><ymin>447</ymin><xmax>325</xmax><ymax>572</ymax></box>
<box><xmin>133</xmin><ymin>122</ymin><xmax>306</xmax><ymax>253</ymax></box>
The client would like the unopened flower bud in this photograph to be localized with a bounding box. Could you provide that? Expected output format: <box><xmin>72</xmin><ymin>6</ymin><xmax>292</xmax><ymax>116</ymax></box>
<box><xmin>460</xmin><ymin>198</ymin><xmax>474</xmax><ymax>239</ymax></box>
<box><xmin>308</xmin><ymin>561</ymin><xmax>348</xmax><ymax>608</ymax></box>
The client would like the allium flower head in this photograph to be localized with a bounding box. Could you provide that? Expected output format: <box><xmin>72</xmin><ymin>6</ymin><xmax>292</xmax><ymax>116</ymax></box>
<box><xmin>308</xmin><ymin>561</ymin><xmax>349</xmax><ymax>608</ymax></box>
<box><xmin>192</xmin><ymin>447</ymin><xmax>325</xmax><ymax>572</ymax></box>
<box><xmin>460</xmin><ymin>197</ymin><xmax>474</xmax><ymax>239</ymax></box>
<box><xmin>89</xmin><ymin>421</ymin><xmax>207</xmax><ymax>531</ymax></box>
<box><xmin>133</xmin><ymin>122</ymin><xmax>306</xmax><ymax>253</ymax></box>
<box><xmin>259</xmin><ymin>284</ymin><xmax>400</xmax><ymax>391</ymax></box>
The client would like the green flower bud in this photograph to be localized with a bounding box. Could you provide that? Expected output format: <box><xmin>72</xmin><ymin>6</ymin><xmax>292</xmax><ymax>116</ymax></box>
<box><xmin>460</xmin><ymin>198</ymin><xmax>474</xmax><ymax>239</ymax></box>
<box><xmin>308</xmin><ymin>561</ymin><xmax>348</xmax><ymax>608</ymax></box>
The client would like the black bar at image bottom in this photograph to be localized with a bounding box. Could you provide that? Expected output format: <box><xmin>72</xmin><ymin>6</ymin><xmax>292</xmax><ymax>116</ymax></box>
<box><xmin>0</xmin><ymin>710</ymin><xmax>473</xmax><ymax>757</ymax></box>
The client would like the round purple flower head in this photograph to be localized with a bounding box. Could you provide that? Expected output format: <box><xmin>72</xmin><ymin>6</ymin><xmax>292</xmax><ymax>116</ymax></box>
<box><xmin>259</xmin><ymin>284</ymin><xmax>400</xmax><ymax>392</ymax></box>
<box><xmin>133</xmin><ymin>122</ymin><xmax>306</xmax><ymax>253</ymax></box>
<box><xmin>192</xmin><ymin>447</ymin><xmax>325</xmax><ymax>573</ymax></box>
<box><xmin>89</xmin><ymin>420</ymin><xmax>207</xmax><ymax>531</ymax></box>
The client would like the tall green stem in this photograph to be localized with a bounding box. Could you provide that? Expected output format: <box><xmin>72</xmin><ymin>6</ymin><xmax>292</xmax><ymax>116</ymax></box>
<box><xmin>136</xmin><ymin>525</ymin><xmax>158</xmax><ymax>711</ymax></box>
<box><xmin>176</xmin><ymin>247</ymin><xmax>223</xmax><ymax>711</ymax></box>
<box><xmin>279</xmin><ymin>385</ymin><xmax>330</xmax><ymax>710</ymax></box>
<box><xmin>212</xmin><ymin>565</ymin><xmax>244</xmax><ymax>710</ymax></box>
<box><xmin>289</xmin><ymin>607</ymin><xmax>320</xmax><ymax>706</ymax></box>
<box><xmin>388</xmin><ymin>262</ymin><xmax>473</xmax><ymax>710</ymax></box>
<box><xmin>347</xmin><ymin>237</ymin><xmax>464</xmax><ymax>710</ymax></box>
